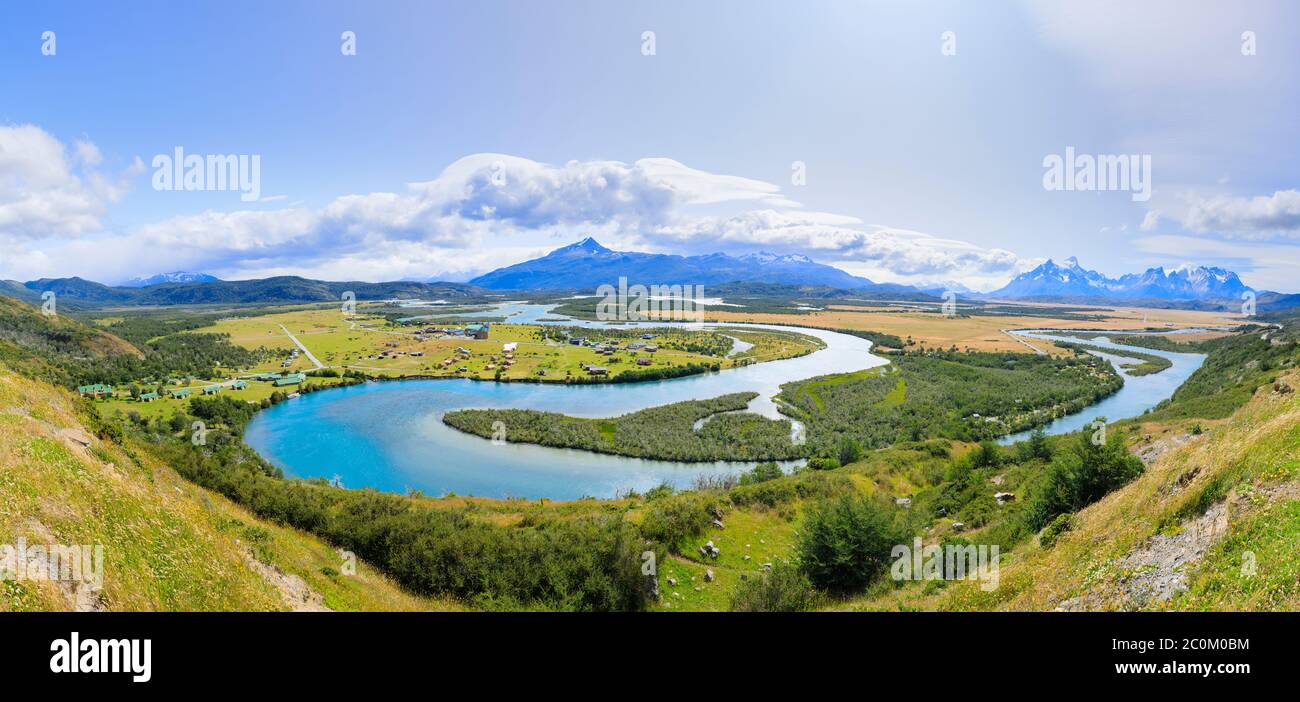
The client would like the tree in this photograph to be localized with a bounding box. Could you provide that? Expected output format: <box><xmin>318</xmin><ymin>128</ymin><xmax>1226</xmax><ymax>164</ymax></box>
<box><xmin>1026</xmin><ymin>428</ymin><xmax>1143</xmax><ymax>530</ymax></box>
<box><xmin>1018</xmin><ymin>427</ymin><xmax>1052</xmax><ymax>462</ymax></box>
<box><xmin>739</xmin><ymin>462</ymin><xmax>783</xmax><ymax>485</ymax></box>
<box><xmin>838</xmin><ymin>436</ymin><xmax>864</xmax><ymax>465</ymax></box>
<box><xmin>970</xmin><ymin>440</ymin><xmax>1001</xmax><ymax>468</ymax></box>
<box><xmin>797</xmin><ymin>494</ymin><xmax>908</xmax><ymax>593</ymax></box>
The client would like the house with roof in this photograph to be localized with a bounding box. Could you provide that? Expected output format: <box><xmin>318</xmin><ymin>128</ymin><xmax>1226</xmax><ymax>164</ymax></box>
<box><xmin>274</xmin><ymin>373</ymin><xmax>306</xmax><ymax>386</ymax></box>
<box><xmin>77</xmin><ymin>384</ymin><xmax>114</xmax><ymax>398</ymax></box>
<box><xmin>138</xmin><ymin>391</ymin><xmax>160</xmax><ymax>402</ymax></box>
<box><xmin>466</xmin><ymin>323</ymin><xmax>490</xmax><ymax>339</ymax></box>
<box><xmin>203</xmin><ymin>385</ymin><xmax>222</xmax><ymax>395</ymax></box>
<box><xmin>171</xmin><ymin>388</ymin><xmax>192</xmax><ymax>399</ymax></box>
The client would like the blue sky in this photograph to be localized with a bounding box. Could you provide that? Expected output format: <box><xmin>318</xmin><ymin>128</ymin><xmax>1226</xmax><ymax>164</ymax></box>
<box><xmin>0</xmin><ymin>0</ymin><xmax>1297</xmax><ymax>291</ymax></box>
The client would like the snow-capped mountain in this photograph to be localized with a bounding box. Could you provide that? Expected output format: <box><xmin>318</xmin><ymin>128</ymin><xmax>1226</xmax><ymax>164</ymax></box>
<box><xmin>468</xmin><ymin>238</ymin><xmax>875</xmax><ymax>290</ymax></box>
<box><xmin>988</xmin><ymin>258</ymin><xmax>1252</xmax><ymax>302</ymax></box>
<box><xmin>122</xmin><ymin>271</ymin><xmax>220</xmax><ymax>287</ymax></box>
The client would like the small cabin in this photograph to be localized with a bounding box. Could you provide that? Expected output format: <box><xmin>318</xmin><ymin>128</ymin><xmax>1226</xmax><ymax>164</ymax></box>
<box><xmin>138</xmin><ymin>392</ymin><xmax>160</xmax><ymax>403</ymax></box>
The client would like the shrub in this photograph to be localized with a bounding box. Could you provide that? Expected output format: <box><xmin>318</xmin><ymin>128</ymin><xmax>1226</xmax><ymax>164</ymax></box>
<box><xmin>1040</xmin><ymin>512</ymin><xmax>1074</xmax><ymax>548</ymax></box>
<box><xmin>1026</xmin><ymin>428</ymin><xmax>1144</xmax><ymax>530</ymax></box>
<box><xmin>970</xmin><ymin>440</ymin><xmax>1002</xmax><ymax>468</ymax></box>
<box><xmin>838</xmin><ymin>436</ymin><xmax>864</xmax><ymax>465</ymax></box>
<box><xmin>729</xmin><ymin>563</ymin><xmax>826</xmax><ymax>612</ymax></box>
<box><xmin>797</xmin><ymin>494</ymin><xmax>908</xmax><ymax>593</ymax></box>
<box><xmin>807</xmin><ymin>457</ymin><xmax>841</xmax><ymax>471</ymax></box>
<box><xmin>738</xmin><ymin>462</ymin><xmax>784</xmax><ymax>485</ymax></box>
<box><xmin>639</xmin><ymin>492</ymin><xmax>716</xmax><ymax>550</ymax></box>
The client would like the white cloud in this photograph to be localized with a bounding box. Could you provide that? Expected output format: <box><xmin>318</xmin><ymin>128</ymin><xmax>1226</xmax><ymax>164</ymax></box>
<box><xmin>3</xmin><ymin>149</ymin><xmax>1027</xmax><ymax>289</ymax></box>
<box><xmin>1140</xmin><ymin>211</ymin><xmax>1161</xmax><ymax>231</ymax></box>
<box><xmin>0</xmin><ymin>125</ymin><xmax>134</xmax><ymax>240</ymax></box>
<box><xmin>1180</xmin><ymin>189</ymin><xmax>1300</xmax><ymax>237</ymax></box>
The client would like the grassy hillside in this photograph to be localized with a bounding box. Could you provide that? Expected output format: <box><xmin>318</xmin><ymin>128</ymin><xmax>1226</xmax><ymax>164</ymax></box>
<box><xmin>0</xmin><ymin>365</ymin><xmax>456</xmax><ymax>612</ymax></box>
<box><xmin>846</xmin><ymin>370</ymin><xmax>1299</xmax><ymax>611</ymax></box>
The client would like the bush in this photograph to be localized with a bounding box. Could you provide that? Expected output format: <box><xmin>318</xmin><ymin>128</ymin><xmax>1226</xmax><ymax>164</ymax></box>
<box><xmin>738</xmin><ymin>462</ymin><xmax>784</xmax><ymax>485</ymax></box>
<box><xmin>807</xmin><ymin>457</ymin><xmax>841</xmax><ymax>471</ymax></box>
<box><xmin>639</xmin><ymin>493</ymin><xmax>716</xmax><ymax>551</ymax></box>
<box><xmin>970</xmin><ymin>440</ymin><xmax>1001</xmax><ymax>468</ymax></box>
<box><xmin>838</xmin><ymin>436</ymin><xmax>864</xmax><ymax>465</ymax></box>
<box><xmin>797</xmin><ymin>494</ymin><xmax>908</xmax><ymax>593</ymax></box>
<box><xmin>729</xmin><ymin>563</ymin><xmax>826</xmax><ymax>612</ymax></box>
<box><xmin>1040</xmin><ymin>512</ymin><xmax>1074</xmax><ymax>548</ymax></box>
<box><xmin>1026</xmin><ymin>428</ymin><xmax>1144</xmax><ymax>530</ymax></box>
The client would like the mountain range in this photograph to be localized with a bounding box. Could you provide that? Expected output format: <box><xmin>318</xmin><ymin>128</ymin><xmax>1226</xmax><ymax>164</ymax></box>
<box><xmin>122</xmin><ymin>271</ymin><xmax>221</xmax><ymax>287</ymax></box>
<box><xmin>468</xmin><ymin>237</ymin><xmax>876</xmax><ymax>290</ymax></box>
<box><xmin>1</xmin><ymin>276</ymin><xmax>485</xmax><ymax>308</ymax></box>
<box><xmin>986</xmin><ymin>257</ymin><xmax>1255</xmax><ymax>302</ymax></box>
<box><xmin>4</xmin><ymin>241</ymin><xmax>1296</xmax><ymax>311</ymax></box>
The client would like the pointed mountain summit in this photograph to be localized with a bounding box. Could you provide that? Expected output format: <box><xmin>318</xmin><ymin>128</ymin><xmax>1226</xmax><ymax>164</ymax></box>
<box><xmin>467</xmin><ymin>239</ymin><xmax>874</xmax><ymax>290</ymax></box>
<box><xmin>988</xmin><ymin>257</ymin><xmax>1252</xmax><ymax>302</ymax></box>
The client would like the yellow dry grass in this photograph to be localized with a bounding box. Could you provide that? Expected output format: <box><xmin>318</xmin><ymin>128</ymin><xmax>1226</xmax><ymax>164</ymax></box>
<box><xmin>0</xmin><ymin>365</ymin><xmax>459</xmax><ymax>612</ymax></box>
<box><xmin>705</xmin><ymin>304</ymin><xmax>1239</xmax><ymax>353</ymax></box>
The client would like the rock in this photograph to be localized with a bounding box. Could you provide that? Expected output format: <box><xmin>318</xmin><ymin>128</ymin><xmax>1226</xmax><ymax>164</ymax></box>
<box><xmin>711</xmin><ymin>518</ymin><xmax>725</xmax><ymax>529</ymax></box>
<box><xmin>704</xmin><ymin>569</ymin><xmax>715</xmax><ymax>583</ymax></box>
<box><xmin>742</xmin><ymin>555</ymin><xmax>751</xmax><ymax>561</ymax></box>
<box><xmin>1274</xmin><ymin>380</ymin><xmax>1293</xmax><ymax>394</ymax></box>
<box><xmin>667</xmin><ymin>576</ymin><xmax>677</xmax><ymax>587</ymax></box>
<box><xmin>951</xmin><ymin>522</ymin><xmax>965</xmax><ymax>531</ymax></box>
<box><xmin>990</xmin><ymin>474</ymin><xmax>1004</xmax><ymax>486</ymax></box>
<box><xmin>761</xmin><ymin>562</ymin><xmax>773</xmax><ymax>571</ymax></box>
<box><xmin>994</xmin><ymin>492</ymin><xmax>1015</xmax><ymax>504</ymax></box>
<box><xmin>894</xmin><ymin>497</ymin><xmax>912</xmax><ymax>508</ymax></box>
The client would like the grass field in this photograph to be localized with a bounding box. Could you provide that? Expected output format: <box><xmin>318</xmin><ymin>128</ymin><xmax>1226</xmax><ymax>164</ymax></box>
<box><xmin>186</xmin><ymin>306</ymin><xmax>821</xmax><ymax>383</ymax></box>
<box><xmin>705</xmin><ymin>303</ymin><xmax>1240</xmax><ymax>353</ymax></box>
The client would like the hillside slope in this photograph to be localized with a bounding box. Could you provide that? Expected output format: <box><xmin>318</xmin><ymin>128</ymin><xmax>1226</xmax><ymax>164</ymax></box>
<box><xmin>0</xmin><ymin>365</ymin><xmax>457</xmax><ymax>612</ymax></box>
<box><xmin>852</xmin><ymin>371</ymin><xmax>1300</xmax><ymax>611</ymax></box>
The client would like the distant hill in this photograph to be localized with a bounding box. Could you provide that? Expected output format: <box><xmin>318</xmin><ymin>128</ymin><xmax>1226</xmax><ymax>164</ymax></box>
<box><xmin>468</xmin><ymin>237</ymin><xmax>876</xmax><ymax>290</ymax></box>
<box><xmin>9</xmin><ymin>276</ymin><xmax>488</xmax><ymax>307</ymax></box>
<box><xmin>122</xmin><ymin>271</ymin><xmax>221</xmax><ymax>287</ymax></box>
<box><xmin>986</xmin><ymin>257</ymin><xmax>1255</xmax><ymax>304</ymax></box>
